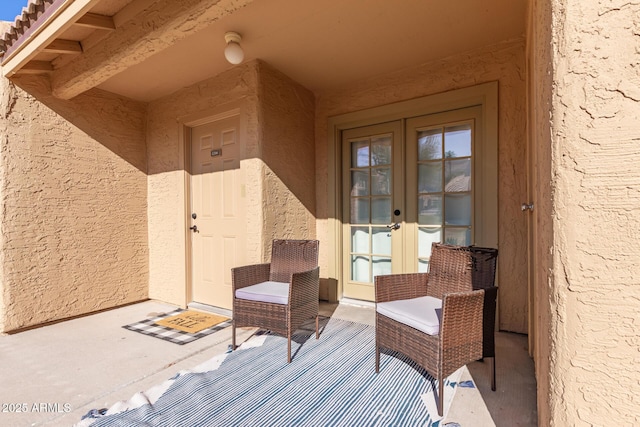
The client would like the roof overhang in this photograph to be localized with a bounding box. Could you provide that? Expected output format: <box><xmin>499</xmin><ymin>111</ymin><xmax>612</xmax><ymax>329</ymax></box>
<box><xmin>0</xmin><ymin>0</ymin><xmax>527</xmax><ymax>102</ymax></box>
<box><xmin>1</xmin><ymin>0</ymin><xmax>254</xmax><ymax>100</ymax></box>
<box><xmin>2</xmin><ymin>0</ymin><xmax>106</xmax><ymax>78</ymax></box>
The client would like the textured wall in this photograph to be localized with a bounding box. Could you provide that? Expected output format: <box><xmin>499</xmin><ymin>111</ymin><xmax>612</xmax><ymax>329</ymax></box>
<box><xmin>315</xmin><ymin>39</ymin><xmax>528</xmax><ymax>333</ymax></box>
<box><xmin>527</xmin><ymin>0</ymin><xmax>562</xmax><ymax>426</ymax></box>
<box><xmin>0</xmin><ymin>75</ymin><xmax>148</xmax><ymax>333</ymax></box>
<box><xmin>528</xmin><ymin>0</ymin><xmax>555</xmax><ymax>424</ymax></box>
<box><xmin>258</xmin><ymin>62</ymin><xmax>316</xmax><ymax>258</ymax></box>
<box><xmin>545</xmin><ymin>0</ymin><xmax>640</xmax><ymax>425</ymax></box>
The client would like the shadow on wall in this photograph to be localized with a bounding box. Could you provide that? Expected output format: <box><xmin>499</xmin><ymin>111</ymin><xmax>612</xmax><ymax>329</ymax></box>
<box><xmin>145</xmin><ymin>60</ymin><xmax>317</xmax><ymax>216</ymax></box>
<box><xmin>9</xmin><ymin>62</ymin><xmax>317</xmax><ymax>218</ymax></box>
<box><xmin>258</xmin><ymin>60</ymin><xmax>316</xmax><ymax>216</ymax></box>
<box><xmin>0</xmin><ymin>74</ymin><xmax>150</xmax><ymax>332</ymax></box>
<box><xmin>11</xmin><ymin>75</ymin><xmax>148</xmax><ymax>173</ymax></box>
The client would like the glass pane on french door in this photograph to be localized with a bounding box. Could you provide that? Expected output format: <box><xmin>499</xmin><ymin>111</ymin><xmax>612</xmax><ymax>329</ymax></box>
<box><xmin>415</xmin><ymin>121</ymin><xmax>474</xmax><ymax>272</ymax></box>
<box><xmin>349</xmin><ymin>134</ymin><xmax>392</xmax><ymax>283</ymax></box>
<box><xmin>342</xmin><ymin>122</ymin><xmax>402</xmax><ymax>300</ymax></box>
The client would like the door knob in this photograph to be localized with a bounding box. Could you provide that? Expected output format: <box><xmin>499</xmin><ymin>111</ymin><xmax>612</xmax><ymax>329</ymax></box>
<box><xmin>386</xmin><ymin>223</ymin><xmax>401</xmax><ymax>230</ymax></box>
<box><xmin>189</xmin><ymin>225</ymin><xmax>199</xmax><ymax>233</ymax></box>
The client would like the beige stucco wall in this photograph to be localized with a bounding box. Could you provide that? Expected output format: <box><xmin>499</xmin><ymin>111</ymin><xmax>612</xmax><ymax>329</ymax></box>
<box><xmin>146</xmin><ymin>60</ymin><xmax>315</xmax><ymax>305</ymax></box>
<box><xmin>315</xmin><ymin>39</ymin><xmax>529</xmax><ymax>333</ymax></box>
<box><xmin>539</xmin><ymin>0</ymin><xmax>640</xmax><ymax>425</ymax></box>
<box><xmin>258</xmin><ymin>63</ymin><xmax>316</xmax><ymax>257</ymax></box>
<box><xmin>0</xmin><ymin>75</ymin><xmax>148</xmax><ymax>333</ymax></box>
<box><xmin>528</xmin><ymin>0</ymin><xmax>554</xmax><ymax>424</ymax></box>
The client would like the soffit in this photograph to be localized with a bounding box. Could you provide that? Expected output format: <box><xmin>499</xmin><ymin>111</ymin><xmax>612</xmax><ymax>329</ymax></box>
<box><xmin>1</xmin><ymin>0</ymin><xmax>527</xmax><ymax>101</ymax></box>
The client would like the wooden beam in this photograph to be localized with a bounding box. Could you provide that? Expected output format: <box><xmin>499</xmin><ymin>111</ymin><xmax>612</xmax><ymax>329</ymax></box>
<box><xmin>1</xmin><ymin>0</ymin><xmax>104</xmax><ymax>78</ymax></box>
<box><xmin>74</xmin><ymin>13</ymin><xmax>115</xmax><ymax>30</ymax></box>
<box><xmin>44</xmin><ymin>39</ymin><xmax>83</xmax><ymax>54</ymax></box>
<box><xmin>18</xmin><ymin>60</ymin><xmax>54</xmax><ymax>73</ymax></box>
<box><xmin>51</xmin><ymin>0</ymin><xmax>254</xmax><ymax>100</ymax></box>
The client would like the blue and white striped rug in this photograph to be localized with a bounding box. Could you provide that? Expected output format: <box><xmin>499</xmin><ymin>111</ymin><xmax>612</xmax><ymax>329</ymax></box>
<box><xmin>83</xmin><ymin>317</ymin><xmax>461</xmax><ymax>427</ymax></box>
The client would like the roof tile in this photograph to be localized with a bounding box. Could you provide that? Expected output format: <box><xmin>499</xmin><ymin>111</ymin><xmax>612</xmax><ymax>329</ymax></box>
<box><xmin>1</xmin><ymin>0</ymin><xmax>51</xmax><ymax>58</ymax></box>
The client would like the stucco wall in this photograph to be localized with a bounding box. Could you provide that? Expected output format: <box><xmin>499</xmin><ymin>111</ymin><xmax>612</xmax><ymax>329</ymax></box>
<box><xmin>0</xmin><ymin>75</ymin><xmax>148</xmax><ymax>333</ymax></box>
<box><xmin>147</xmin><ymin>60</ymin><xmax>315</xmax><ymax>305</ymax></box>
<box><xmin>527</xmin><ymin>0</ymin><xmax>561</xmax><ymax>425</ymax></box>
<box><xmin>529</xmin><ymin>0</ymin><xmax>555</xmax><ymax>424</ymax></box>
<box><xmin>545</xmin><ymin>0</ymin><xmax>640</xmax><ymax>425</ymax></box>
<box><xmin>258</xmin><ymin>62</ymin><xmax>316</xmax><ymax>258</ymax></box>
<box><xmin>315</xmin><ymin>39</ymin><xmax>529</xmax><ymax>333</ymax></box>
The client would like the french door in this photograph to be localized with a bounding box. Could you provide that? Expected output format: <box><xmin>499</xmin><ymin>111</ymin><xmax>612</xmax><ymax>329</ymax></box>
<box><xmin>342</xmin><ymin>122</ymin><xmax>404</xmax><ymax>300</ymax></box>
<box><xmin>342</xmin><ymin>107</ymin><xmax>482</xmax><ymax>301</ymax></box>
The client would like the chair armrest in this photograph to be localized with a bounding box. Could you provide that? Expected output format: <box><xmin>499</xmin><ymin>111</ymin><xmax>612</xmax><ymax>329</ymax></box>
<box><xmin>374</xmin><ymin>273</ymin><xmax>429</xmax><ymax>303</ymax></box>
<box><xmin>440</xmin><ymin>290</ymin><xmax>484</xmax><ymax>369</ymax></box>
<box><xmin>289</xmin><ymin>267</ymin><xmax>320</xmax><ymax>307</ymax></box>
<box><xmin>231</xmin><ymin>263</ymin><xmax>271</xmax><ymax>291</ymax></box>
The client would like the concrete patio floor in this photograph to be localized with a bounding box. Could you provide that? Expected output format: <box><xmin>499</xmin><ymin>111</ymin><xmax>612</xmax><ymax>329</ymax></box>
<box><xmin>0</xmin><ymin>300</ymin><xmax>537</xmax><ymax>427</ymax></box>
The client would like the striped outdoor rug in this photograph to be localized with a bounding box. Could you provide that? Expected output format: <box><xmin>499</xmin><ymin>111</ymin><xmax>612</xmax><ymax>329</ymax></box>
<box><xmin>85</xmin><ymin>317</ymin><xmax>460</xmax><ymax>427</ymax></box>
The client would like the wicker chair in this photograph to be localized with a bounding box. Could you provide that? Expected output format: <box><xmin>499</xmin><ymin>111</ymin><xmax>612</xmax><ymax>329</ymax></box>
<box><xmin>231</xmin><ymin>239</ymin><xmax>320</xmax><ymax>363</ymax></box>
<box><xmin>374</xmin><ymin>243</ymin><xmax>498</xmax><ymax>416</ymax></box>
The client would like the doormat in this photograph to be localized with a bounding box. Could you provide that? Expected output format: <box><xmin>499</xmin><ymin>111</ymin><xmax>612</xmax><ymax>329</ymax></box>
<box><xmin>155</xmin><ymin>310</ymin><xmax>228</xmax><ymax>333</ymax></box>
<box><xmin>123</xmin><ymin>309</ymin><xmax>231</xmax><ymax>345</ymax></box>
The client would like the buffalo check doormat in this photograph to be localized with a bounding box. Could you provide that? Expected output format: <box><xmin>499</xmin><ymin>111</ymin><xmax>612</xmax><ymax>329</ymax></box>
<box><xmin>123</xmin><ymin>309</ymin><xmax>231</xmax><ymax>345</ymax></box>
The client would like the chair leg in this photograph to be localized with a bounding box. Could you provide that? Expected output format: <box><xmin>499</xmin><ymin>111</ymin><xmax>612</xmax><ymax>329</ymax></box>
<box><xmin>287</xmin><ymin>336</ymin><xmax>291</xmax><ymax>363</ymax></box>
<box><xmin>491</xmin><ymin>356</ymin><xmax>496</xmax><ymax>391</ymax></box>
<box><xmin>438</xmin><ymin>376</ymin><xmax>444</xmax><ymax>417</ymax></box>
<box><xmin>316</xmin><ymin>315</ymin><xmax>319</xmax><ymax>339</ymax></box>
<box><xmin>375</xmin><ymin>341</ymin><xmax>380</xmax><ymax>373</ymax></box>
<box><xmin>231</xmin><ymin>321</ymin><xmax>236</xmax><ymax>350</ymax></box>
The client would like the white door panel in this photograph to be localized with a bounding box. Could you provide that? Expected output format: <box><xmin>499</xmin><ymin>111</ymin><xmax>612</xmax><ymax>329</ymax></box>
<box><xmin>190</xmin><ymin>115</ymin><xmax>245</xmax><ymax>309</ymax></box>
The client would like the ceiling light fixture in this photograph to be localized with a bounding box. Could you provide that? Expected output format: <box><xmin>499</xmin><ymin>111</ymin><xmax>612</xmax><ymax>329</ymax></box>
<box><xmin>224</xmin><ymin>31</ymin><xmax>244</xmax><ymax>65</ymax></box>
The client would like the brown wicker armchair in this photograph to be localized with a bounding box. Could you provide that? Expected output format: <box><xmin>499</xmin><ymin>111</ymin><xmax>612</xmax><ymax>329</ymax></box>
<box><xmin>374</xmin><ymin>243</ymin><xmax>498</xmax><ymax>416</ymax></box>
<box><xmin>231</xmin><ymin>239</ymin><xmax>320</xmax><ymax>363</ymax></box>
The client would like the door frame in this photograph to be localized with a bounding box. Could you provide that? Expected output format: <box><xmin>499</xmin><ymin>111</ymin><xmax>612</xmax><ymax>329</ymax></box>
<box><xmin>327</xmin><ymin>82</ymin><xmax>499</xmax><ymax>302</ymax></box>
<box><xmin>177</xmin><ymin>101</ymin><xmax>245</xmax><ymax>307</ymax></box>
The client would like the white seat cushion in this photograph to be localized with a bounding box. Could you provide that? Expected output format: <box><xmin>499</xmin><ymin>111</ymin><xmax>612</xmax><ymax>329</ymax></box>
<box><xmin>235</xmin><ymin>281</ymin><xmax>290</xmax><ymax>305</ymax></box>
<box><xmin>376</xmin><ymin>296</ymin><xmax>442</xmax><ymax>335</ymax></box>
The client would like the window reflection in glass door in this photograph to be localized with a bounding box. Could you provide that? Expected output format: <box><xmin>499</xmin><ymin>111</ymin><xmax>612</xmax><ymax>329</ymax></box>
<box><xmin>342</xmin><ymin>121</ymin><xmax>403</xmax><ymax>301</ymax></box>
<box><xmin>416</xmin><ymin>122</ymin><xmax>473</xmax><ymax>272</ymax></box>
<box><xmin>348</xmin><ymin>134</ymin><xmax>393</xmax><ymax>283</ymax></box>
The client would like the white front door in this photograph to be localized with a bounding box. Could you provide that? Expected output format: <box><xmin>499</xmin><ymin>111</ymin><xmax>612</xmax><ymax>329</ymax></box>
<box><xmin>189</xmin><ymin>114</ymin><xmax>246</xmax><ymax>309</ymax></box>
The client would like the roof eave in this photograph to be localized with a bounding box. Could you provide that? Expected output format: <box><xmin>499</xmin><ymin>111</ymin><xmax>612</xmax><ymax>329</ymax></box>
<box><xmin>1</xmin><ymin>0</ymin><xmax>102</xmax><ymax>78</ymax></box>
